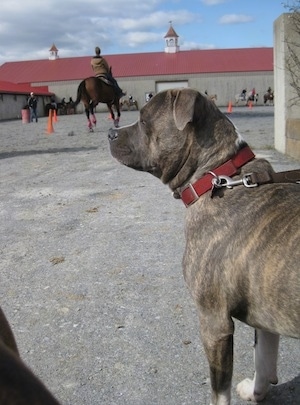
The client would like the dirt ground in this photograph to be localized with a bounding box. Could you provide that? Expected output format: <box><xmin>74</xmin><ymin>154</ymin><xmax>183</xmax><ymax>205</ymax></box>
<box><xmin>0</xmin><ymin>105</ymin><xmax>299</xmax><ymax>404</ymax></box>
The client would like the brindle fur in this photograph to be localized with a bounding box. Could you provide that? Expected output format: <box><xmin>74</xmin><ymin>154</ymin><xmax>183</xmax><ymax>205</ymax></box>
<box><xmin>108</xmin><ymin>88</ymin><xmax>300</xmax><ymax>405</ymax></box>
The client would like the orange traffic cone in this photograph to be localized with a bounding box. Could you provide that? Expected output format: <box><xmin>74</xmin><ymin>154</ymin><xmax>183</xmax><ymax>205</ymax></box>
<box><xmin>53</xmin><ymin>108</ymin><xmax>58</xmax><ymax>123</ymax></box>
<box><xmin>227</xmin><ymin>101</ymin><xmax>233</xmax><ymax>114</ymax></box>
<box><xmin>47</xmin><ymin>109</ymin><xmax>54</xmax><ymax>134</ymax></box>
<box><xmin>248</xmin><ymin>101</ymin><xmax>253</xmax><ymax>109</ymax></box>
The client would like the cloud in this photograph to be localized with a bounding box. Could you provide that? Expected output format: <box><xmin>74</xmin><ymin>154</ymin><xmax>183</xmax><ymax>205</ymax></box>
<box><xmin>121</xmin><ymin>32</ymin><xmax>164</xmax><ymax>48</ymax></box>
<box><xmin>219</xmin><ymin>14</ymin><xmax>254</xmax><ymax>24</ymax></box>
<box><xmin>0</xmin><ymin>0</ymin><xmax>277</xmax><ymax>65</ymax></box>
<box><xmin>180</xmin><ymin>41</ymin><xmax>216</xmax><ymax>50</ymax></box>
<box><xmin>201</xmin><ymin>0</ymin><xmax>228</xmax><ymax>5</ymax></box>
<box><xmin>0</xmin><ymin>1</ymin><xmax>201</xmax><ymax>64</ymax></box>
<box><xmin>94</xmin><ymin>10</ymin><xmax>199</xmax><ymax>32</ymax></box>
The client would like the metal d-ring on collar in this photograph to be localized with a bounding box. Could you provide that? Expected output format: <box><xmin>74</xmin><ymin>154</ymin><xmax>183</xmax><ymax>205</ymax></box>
<box><xmin>208</xmin><ymin>171</ymin><xmax>258</xmax><ymax>189</ymax></box>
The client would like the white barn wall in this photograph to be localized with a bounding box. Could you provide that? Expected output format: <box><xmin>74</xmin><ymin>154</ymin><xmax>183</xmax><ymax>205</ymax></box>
<box><xmin>0</xmin><ymin>68</ymin><xmax>274</xmax><ymax>120</ymax></box>
<box><xmin>0</xmin><ymin>93</ymin><xmax>49</xmax><ymax>121</ymax></box>
<box><xmin>39</xmin><ymin>71</ymin><xmax>273</xmax><ymax>115</ymax></box>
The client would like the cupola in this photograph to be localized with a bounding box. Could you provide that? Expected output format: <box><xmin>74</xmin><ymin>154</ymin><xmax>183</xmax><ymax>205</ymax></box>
<box><xmin>164</xmin><ymin>22</ymin><xmax>179</xmax><ymax>53</ymax></box>
<box><xmin>49</xmin><ymin>44</ymin><xmax>59</xmax><ymax>60</ymax></box>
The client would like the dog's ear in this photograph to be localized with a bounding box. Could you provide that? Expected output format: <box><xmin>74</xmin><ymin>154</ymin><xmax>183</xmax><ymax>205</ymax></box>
<box><xmin>172</xmin><ymin>89</ymin><xmax>198</xmax><ymax>130</ymax></box>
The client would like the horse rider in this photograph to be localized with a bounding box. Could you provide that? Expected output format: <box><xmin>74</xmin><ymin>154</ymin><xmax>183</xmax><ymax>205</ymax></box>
<box><xmin>267</xmin><ymin>86</ymin><xmax>272</xmax><ymax>94</ymax></box>
<box><xmin>241</xmin><ymin>88</ymin><xmax>247</xmax><ymax>100</ymax></box>
<box><xmin>50</xmin><ymin>96</ymin><xmax>57</xmax><ymax>110</ymax></box>
<box><xmin>129</xmin><ymin>94</ymin><xmax>136</xmax><ymax>104</ymax></box>
<box><xmin>91</xmin><ymin>46</ymin><xmax>125</xmax><ymax>97</ymax></box>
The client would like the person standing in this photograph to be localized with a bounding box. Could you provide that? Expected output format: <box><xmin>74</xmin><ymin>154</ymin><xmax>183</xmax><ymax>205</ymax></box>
<box><xmin>28</xmin><ymin>92</ymin><xmax>38</xmax><ymax>122</ymax></box>
<box><xmin>241</xmin><ymin>88</ymin><xmax>247</xmax><ymax>101</ymax></box>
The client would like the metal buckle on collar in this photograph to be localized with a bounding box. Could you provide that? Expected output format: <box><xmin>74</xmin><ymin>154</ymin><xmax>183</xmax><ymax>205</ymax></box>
<box><xmin>211</xmin><ymin>173</ymin><xmax>258</xmax><ymax>189</ymax></box>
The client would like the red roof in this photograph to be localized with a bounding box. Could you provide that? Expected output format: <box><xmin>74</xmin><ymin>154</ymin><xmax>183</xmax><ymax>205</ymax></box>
<box><xmin>0</xmin><ymin>48</ymin><xmax>273</xmax><ymax>84</ymax></box>
<box><xmin>0</xmin><ymin>80</ymin><xmax>53</xmax><ymax>95</ymax></box>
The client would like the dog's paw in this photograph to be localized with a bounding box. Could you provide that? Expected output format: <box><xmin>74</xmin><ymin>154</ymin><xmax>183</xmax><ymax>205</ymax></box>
<box><xmin>237</xmin><ymin>378</ymin><xmax>268</xmax><ymax>402</ymax></box>
<box><xmin>237</xmin><ymin>378</ymin><xmax>256</xmax><ymax>401</ymax></box>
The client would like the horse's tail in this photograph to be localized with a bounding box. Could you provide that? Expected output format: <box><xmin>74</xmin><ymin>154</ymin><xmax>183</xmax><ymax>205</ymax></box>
<box><xmin>73</xmin><ymin>80</ymin><xmax>88</xmax><ymax>107</ymax></box>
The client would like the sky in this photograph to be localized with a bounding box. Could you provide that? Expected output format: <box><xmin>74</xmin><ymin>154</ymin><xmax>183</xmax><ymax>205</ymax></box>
<box><xmin>0</xmin><ymin>0</ymin><xmax>292</xmax><ymax>66</ymax></box>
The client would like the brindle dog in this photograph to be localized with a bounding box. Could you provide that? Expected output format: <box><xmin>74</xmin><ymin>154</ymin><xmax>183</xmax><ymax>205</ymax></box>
<box><xmin>0</xmin><ymin>306</ymin><xmax>61</xmax><ymax>404</ymax></box>
<box><xmin>108</xmin><ymin>88</ymin><xmax>300</xmax><ymax>405</ymax></box>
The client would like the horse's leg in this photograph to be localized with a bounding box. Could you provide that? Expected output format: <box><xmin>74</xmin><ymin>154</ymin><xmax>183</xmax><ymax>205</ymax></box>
<box><xmin>85</xmin><ymin>103</ymin><xmax>93</xmax><ymax>132</ymax></box>
<box><xmin>108</xmin><ymin>104</ymin><xmax>119</xmax><ymax>127</ymax></box>
<box><xmin>90</xmin><ymin>103</ymin><xmax>97</xmax><ymax>126</ymax></box>
<box><xmin>114</xmin><ymin>102</ymin><xmax>121</xmax><ymax>128</ymax></box>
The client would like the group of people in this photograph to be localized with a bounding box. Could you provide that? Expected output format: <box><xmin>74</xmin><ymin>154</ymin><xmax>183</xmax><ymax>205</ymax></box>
<box><xmin>240</xmin><ymin>87</ymin><xmax>272</xmax><ymax>101</ymax></box>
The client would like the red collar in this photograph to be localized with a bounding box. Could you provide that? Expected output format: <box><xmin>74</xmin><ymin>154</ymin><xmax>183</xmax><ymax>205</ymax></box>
<box><xmin>180</xmin><ymin>146</ymin><xmax>255</xmax><ymax>207</ymax></box>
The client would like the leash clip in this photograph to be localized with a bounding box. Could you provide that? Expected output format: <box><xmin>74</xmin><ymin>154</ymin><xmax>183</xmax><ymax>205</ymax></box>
<box><xmin>211</xmin><ymin>173</ymin><xmax>258</xmax><ymax>189</ymax></box>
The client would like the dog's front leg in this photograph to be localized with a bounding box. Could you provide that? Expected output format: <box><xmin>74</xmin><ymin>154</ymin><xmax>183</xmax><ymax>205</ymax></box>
<box><xmin>200</xmin><ymin>317</ymin><xmax>233</xmax><ymax>405</ymax></box>
<box><xmin>237</xmin><ymin>329</ymin><xmax>279</xmax><ymax>402</ymax></box>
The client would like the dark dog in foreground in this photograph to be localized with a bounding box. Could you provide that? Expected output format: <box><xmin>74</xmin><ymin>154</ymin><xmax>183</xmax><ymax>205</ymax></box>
<box><xmin>0</xmin><ymin>306</ymin><xmax>60</xmax><ymax>404</ymax></box>
<box><xmin>108</xmin><ymin>88</ymin><xmax>300</xmax><ymax>404</ymax></box>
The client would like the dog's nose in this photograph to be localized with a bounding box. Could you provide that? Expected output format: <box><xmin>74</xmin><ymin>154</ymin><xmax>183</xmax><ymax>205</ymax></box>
<box><xmin>108</xmin><ymin>128</ymin><xmax>118</xmax><ymax>142</ymax></box>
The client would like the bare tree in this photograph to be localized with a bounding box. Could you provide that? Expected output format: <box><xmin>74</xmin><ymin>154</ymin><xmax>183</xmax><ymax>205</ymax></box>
<box><xmin>284</xmin><ymin>1</ymin><xmax>300</xmax><ymax>105</ymax></box>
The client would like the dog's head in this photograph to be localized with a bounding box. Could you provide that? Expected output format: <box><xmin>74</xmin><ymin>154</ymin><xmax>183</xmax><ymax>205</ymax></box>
<box><xmin>108</xmin><ymin>88</ymin><xmax>244</xmax><ymax>192</ymax></box>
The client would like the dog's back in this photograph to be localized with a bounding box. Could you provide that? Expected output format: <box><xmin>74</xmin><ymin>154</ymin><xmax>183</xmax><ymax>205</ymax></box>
<box><xmin>0</xmin><ymin>307</ymin><xmax>61</xmax><ymax>404</ymax></box>
<box><xmin>184</xmin><ymin>167</ymin><xmax>300</xmax><ymax>339</ymax></box>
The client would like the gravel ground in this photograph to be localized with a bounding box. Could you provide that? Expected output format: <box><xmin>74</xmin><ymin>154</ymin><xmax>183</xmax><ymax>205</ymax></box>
<box><xmin>0</xmin><ymin>105</ymin><xmax>299</xmax><ymax>405</ymax></box>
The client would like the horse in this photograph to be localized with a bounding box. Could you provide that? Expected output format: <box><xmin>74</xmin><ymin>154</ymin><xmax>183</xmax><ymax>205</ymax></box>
<box><xmin>204</xmin><ymin>91</ymin><xmax>217</xmax><ymax>103</ymax></box>
<box><xmin>263</xmin><ymin>91</ymin><xmax>274</xmax><ymax>105</ymax></box>
<box><xmin>120</xmin><ymin>98</ymin><xmax>139</xmax><ymax>111</ymax></box>
<box><xmin>208</xmin><ymin>94</ymin><xmax>217</xmax><ymax>103</ymax></box>
<box><xmin>54</xmin><ymin>98</ymin><xmax>67</xmax><ymax>115</ymax></box>
<box><xmin>73</xmin><ymin>76</ymin><xmax>121</xmax><ymax>131</ymax></box>
<box><xmin>45</xmin><ymin>100</ymin><xmax>67</xmax><ymax>115</ymax></box>
<box><xmin>235</xmin><ymin>91</ymin><xmax>258</xmax><ymax>106</ymax></box>
<box><xmin>45</xmin><ymin>102</ymin><xmax>58</xmax><ymax>115</ymax></box>
<box><xmin>247</xmin><ymin>92</ymin><xmax>259</xmax><ymax>104</ymax></box>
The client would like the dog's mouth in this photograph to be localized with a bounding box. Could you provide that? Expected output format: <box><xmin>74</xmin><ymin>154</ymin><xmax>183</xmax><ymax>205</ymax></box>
<box><xmin>108</xmin><ymin>127</ymin><xmax>159</xmax><ymax>174</ymax></box>
<box><xmin>110</xmin><ymin>145</ymin><xmax>159</xmax><ymax>175</ymax></box>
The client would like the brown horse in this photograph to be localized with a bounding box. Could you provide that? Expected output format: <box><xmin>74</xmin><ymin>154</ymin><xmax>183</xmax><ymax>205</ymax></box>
<box><xmin>73</xmin><ymin>76</ymin><xmax>121</xmax><ymax>131</ymax></box>
<box><xmin>263</xmin><ymin>91</ymin><xmax>274</xmax><ymax>105</ymax></box>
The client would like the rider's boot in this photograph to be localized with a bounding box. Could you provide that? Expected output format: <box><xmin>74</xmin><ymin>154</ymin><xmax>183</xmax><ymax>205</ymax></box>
<box><xmin>116</xmin><ymin>86</ymin><xmax>126</xmax><ymax>98</ymax></box>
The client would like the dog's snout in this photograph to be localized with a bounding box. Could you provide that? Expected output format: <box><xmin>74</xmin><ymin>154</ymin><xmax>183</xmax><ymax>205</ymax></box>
<box><xmin>108</xmin><ymin>128</ymin><xmax>118</xmax><ymax>142</ymax></box>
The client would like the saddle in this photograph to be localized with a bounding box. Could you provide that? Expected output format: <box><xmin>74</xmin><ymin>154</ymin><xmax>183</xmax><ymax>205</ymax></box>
<box><xmin>96</xmin><ymin>74</ymin><xmax>113</xmax><ymax>87</ymax></box>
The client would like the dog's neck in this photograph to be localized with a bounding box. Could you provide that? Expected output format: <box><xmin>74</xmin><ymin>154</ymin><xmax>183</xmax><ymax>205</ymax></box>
<box><xmin>177</xmin><ymin>146</ymin><xmax>255</xmax><ymax>207</ymax></box>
